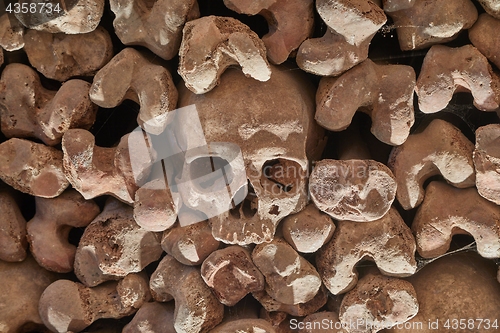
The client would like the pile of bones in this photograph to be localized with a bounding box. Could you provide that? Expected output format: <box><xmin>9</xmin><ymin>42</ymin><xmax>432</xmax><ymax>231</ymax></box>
<box><xmin>1</xmin><ymin>0</ymin><xmax>500</xmax><ymax>332</ymax></box>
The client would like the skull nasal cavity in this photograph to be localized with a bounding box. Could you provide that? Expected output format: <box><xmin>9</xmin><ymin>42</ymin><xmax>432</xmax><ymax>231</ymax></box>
<box><xmin>189</xmin><ymin>156</ymin><xmax>233</xmax><ymax>190</ymax></box>
<box><xmin>230</xmin><ymin>181</ymin><xmax>258</xmax><ymax>219</ymax></box>
<box><xmin>262</xmin><ymin>159</ymin><xmax>302</xmax><ymax>193</ymax></box>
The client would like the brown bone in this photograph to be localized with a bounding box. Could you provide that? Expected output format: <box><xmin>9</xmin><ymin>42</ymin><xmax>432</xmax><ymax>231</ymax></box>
<box><xmin>90</xmin><ymin>48</ymin><xmax>178</xmax><ymax>134</ymax></box>
<box><xmin>301</xmin><ymin>312</ymin><xmax>344</xmax><ymax>333</ymax></box>
<box><xmin>110</xmin><ymin>0</ymin><xmax>199</xmax><ymax>60</ymax></box>
<box><xmin>150</xmin><ymin>255</ymin><xmax>224</xmax><ymax>333</ymax></box>
<box><xmin>161</xmin><ymin>220</ymin><xmax>220</xmax><ymax>266</ymax></box>
<box><xmin>252</xmin><ymin>285</ymin><xmax>328</xmax><ymax>317</ymax></box>
<box><xmin>316</xmin><ymin>207</ymin><xmax>417</xmax><ymax>295</ymax></box>
<box><xmin>133</xmin><ymin>178</ymin><xmax>180</xmax><ymax>232</ymax></box>
<box><xmin>386</xmin><ymin>0</ymin><xmax>478</xmax><ymax>51</ymax></box>
<box><xmin>473</xmin><ymin>124</ymin><xmax>500</xmax><ymax>205</ymax></box>
<box><xmin>390</xmin><ymin>253</ymin><xmax>500</xmax><ymax>333</ymax></box>
<box><xmin>0</xmin><ymin>63</ymin><xmax>98</xmax><ymax>146</ymax></box>
<box><xmin>23</xmin><ymin>26</ymin><xmax>113</xmax><ymax>81</ymax></box>
<box><xmin>74</xmin><ymin>199</ymin><xmax>163</xmax><ymax>287</ymax></box>
<box><xmin>39</xmin><ymin>273</ymin><xmax>150</xmax><ymax>333</ymax></box>
<box><xmin>201</xmin><ymin>245</ymin><xmax>265</xmax><ymax>306</ymax></box>
<box><xmin>382</xmin><ymin>0</ymin><xmax>415</xmax><ymax>12</ymax></box>
<box><xmin>339</xmin><ymin>272</ymin><xmax>419</xmax><ymax>332</ymax></box>
<box><xmin>315</xmin><ymin>59</ymin><xmax>416</xmax><ymax>145</ymax></box>
<box><xmin>478</xmin><ymin>0</ymin><xmax>500</xmax><ymax>19</ymax></box>
<box><xmin>388</xmin><ymin>119</ymin><xmax>476</xmax><ymax>210</ymax></box>
<box><xmin>223</xmin><ymin>0</ymin><xmax>314</xmax><ymax>64</ymax></box>
<box><xmin>0</xmin><ymin>13</ymin><xmax>24</xmax><ymax>51</ymax></box>
<box><xmin>416</xmin><ymin>45</ymin><xmax>500</xmax><ymax>113</ymax></box>
<box><xmin>0</xmin><ymin>256</ymin><xmax>60</xmax><ymax>333</ymax></box>
<box><xmin>62</xmin><ymin>129</ymin><xmax>152</xmax><ymax>204</ymax></box>
<box><xmin>210</xmin><ymin>319</ymin><xmax>277</xmax><ymax>333</ymax></box>
<box><xmin>412</xmin><ymin>181</ymin><xmax>500</xmax><ymax>259</ymax></box>
<box><xmin>123</xmin><ymin>302</ymin><xmax>176</xmax><ymax>333</ymax></box>
<box><xmin>26</xmin><ymin>189</ymin><xmax>100</xmax><ymax>273</ymax></box>
<box><xmin>0</xmin><ymin>138</ymin><xmax>69</xmax><ymax>198</ymax></box>
<box><xmin>14</xmin><ymin>0</ymin><xmax>105</xmax><ymax>34</ymax></box>
<box><xmin>178</xmin><ymin>16</ymin><xmax>271</xmax><ymax>94</ymax></box>
<box><xmin>296</xmin><ymin>0</ymin><xmax>386</xmax><ymax>77</ymax></box>
<box><xmin>309</xmin><ymin>159</ymin><xmax>397</xmax><ymax>222</ymax></box>
<box><xmin>0</xmin><ymin>189</ymin><xmax>27</xmax><ymax>262</ymax></box>
<box><xmin>469</xmin><ymin>13</ymin><xmax>500</xmax><ymax>70</ymax></box>
<box><xmin>281</xmin><ymin>203</ymin><xmax>335</xmax><ymax>253</ymax></box>
<box><xmin>252</xmin><ymin>238</ymin><xmax>322</xmax><ymax>305</ymax></box>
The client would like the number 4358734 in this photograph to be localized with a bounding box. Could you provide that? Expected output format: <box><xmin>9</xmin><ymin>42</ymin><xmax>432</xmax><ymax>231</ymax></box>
<box><xmin>6</xmin><ymin>2</ymin><xmax>62</xmax><ymax>14</ymax></box>
<box><xmin>443</xmin><ymin>319</ymin><xmax>499</xmax><ymax>330</ymax></box>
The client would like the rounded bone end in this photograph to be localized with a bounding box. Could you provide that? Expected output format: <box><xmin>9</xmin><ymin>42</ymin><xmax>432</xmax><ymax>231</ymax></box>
<box><xmin>391</xmin><ymin>252</ymin><xmax>500</xmax><ymax>332</ymax></box>
<box><xmin>339</xmin><ymin>273</ymin><xmax>419</xmax><ymax>333</ymax></box>
<box><xmin>282</xmin><ymin>204</ymin><xmax>335</xmax><ymax>253</ymax></box>
<box><xmin>134</xmin><ymin>179</ymin><xmax>178</xmax><ymax>232</ymax></box>
<box><xmin>39</xmin><ymin>280</ymin><xmax>90</xmax><ymax>333</ymax></box>
<box><xmin>310</xmin><ymin>159</ymin><xmax>396</xmax><ymax>222</ymax></box>
<box><xmin>210</xmin><ymin>318</ymin><xmax>277</xmax><ymax>333</ymax></box>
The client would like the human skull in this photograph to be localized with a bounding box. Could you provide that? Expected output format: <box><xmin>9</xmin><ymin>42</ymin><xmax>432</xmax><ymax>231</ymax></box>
<box><xmin>176</xmin><ymin>65</ymin><xmax>325</xmax><ymax>245</ymax></box>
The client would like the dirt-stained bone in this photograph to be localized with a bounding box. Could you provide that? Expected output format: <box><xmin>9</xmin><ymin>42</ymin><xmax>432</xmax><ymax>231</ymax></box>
<box><xmin>26</xmin><ymin>189</ymin><xmax>100</xmax><ymax>273</ymax></box>
<box><xmin>15</xmin><ymin>0</ymin><xmax>104</xmax><ymax>34</ymax></box>
<box><xmin>412</xmin><ymin>181</ymin><xmax>500</xmax><ymax>259</ymax></box>
<box><xmin>39</xmin><ymin>273</ymin><xmax>150</xmax><ymax>333</ymax></box>
<box><xmin>382</xmin><ymin>0</ymin><xmax>415</xmax><ymax>12</ymax></box>
<box><xmin>110</xmin><ymin>0</ymin><xmax>199</xmax><ymax>60</ymax></box>
<box><xmin>478</xmin><ymin>0</ymin><xmax>500</xmax><ymax>19</ymax></box>
<box><xmin>316</xmin><ymin>0</ymin><xmax>387</xmax><ymax>46</ymax></box>
<box><xmin>74</xmin><ymin>199</ymin><xmax>163</xmax><ymax>287</ymax></box>
<box><xmin>339</xmin><ymin>272</ymin><xmax>418</xmax><ymax>333</ymax></box>
<box><xmin>390</xmin><ymin>253</ymin><xmax>500</xmax><ymax>333</ymax></box>
<box><xmin>469</xmin><ymin>14</ymin><xmax>500</xmax><ymax>71</ymax></box>
<box><xmin>23</xmin><ymin>26</ymin><xmax>113</xmax><ymax>81</ymax></box>
<box><xmin>0</xmin><ymin>255</ymin><xmax>60</xmax><ymax>333</ymax></box>
<box><xmin>201</xmin><ymin>245</ymin><xmax>265</xmax><ymax>306</ymax></box>
<box><xmin>0</xmin><ymin>189</ymin><xmax>27</xmax><ymax>262</ymax></box>
<box><xmin>281</xmin><ymin>204</ymin><xmax>335</xmax><ymax>253</ymax></box>
<box><xmin>178</xmin><ymin>66</ymin><xmax>324</xmax><ymax>245</ymax></box>
<box><xmin>133</xmin><ymin>178</ymin><xmax>180</xmax><ymax>232</ymax></box>
<box><xmin>161</xmin><ymin>221</ymin><xmax>220</xmax><ymax>266</ymax></box>
<box><xmin>178</xmin><ymin>16</ymin><xmax>271</xmax><ymax>94</ymax></box>
<box><xmin>0</xmin><ymin>13</ymin><xmax>24</xmax><ymax>51</ymax></box>
<box><xmin>316</xmin><ymin>207</ymin><xmax>417</xmax><ymax>295</ymax></box>
<box><xmin>210</xmin><ymin>319</ymin><xmax>277</xmax><ymax>333</ymax></box>
<box><xmin>473</xmin><ymin>124</ymin><xmax>500</xmax><ymax>205</ymax></box>
<box><xmin>252</xmin><ymin>238</ymin><xmax>322</xmax><ymax>305</ymax></box>
<box><xmin>90</xmin><ymin>48</ymin><xmax>178</xmax><ymax>134</ymax></box>
<box><xmin>62</xmin><ymin>129</ymin><xmax>152</xmax><ymax>204</ymax></box>
<box><xmin>315</xmin><ymin>59</ymin><xmax>415</xmax><ymax>145</ymax></box>
<box><xmin>123</xmin><ymin>302</ymin><xmax>176</xmax><ymax>333</ymax></box>
<box><xmin>309</xmin><ymin>159</ymin><xmax>397</xmax><ymax>222</ymax></box>
<box><xmin>253</xmin><ymin>285</ymin><xmax>329</xmax><ymax>317</ymax></box>
<box><xmin>416</xmin><ymin>45</ymin><xmax>500</xmax><ymax>113</ymax></box>
<box><xmin>0</xmin><ymin>63</ymin><xmax>98</xmax><ymax>146</ymax></box>
<box><xmin>388</xmin><ymin>119</ymin><xmax>476</xmax><ymax>210</ymax></box>
<box><xmin>223</xmin><ymin>0</ymin><xmax>314</xmax><ymax>64</ymax></box>
<box><xmin>301</xmin><ymin>312</ymin><xmax>344</xmax><ymax>333</ymax></box>
<box><xmin>296</xmin><ymin>0</ymin><xmax>386</xmax><ymax>77</ymax></box>
<box><xmin>386</xmin><ymin>0</ymin><xmax>478</xmax><ymax>51</ymax></box>
<box><xmin>150</xmin><ymin>255</ymin><xmax>224</xmax><ymax>333</ymax></box>
<box><xmin>0</xmin><ymin>138</ymin><xmax>69</xmax><ymax>198</ymax></box>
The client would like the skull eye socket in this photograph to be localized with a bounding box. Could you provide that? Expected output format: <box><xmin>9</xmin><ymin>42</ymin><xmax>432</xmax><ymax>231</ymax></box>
<box><xmin>189</xmin><ymin>156</ymin><xmax>234</xmax><ymax>191</ymax></box>
<box><xmin>261</xmin><ymin>159</ymin><xmax>303</xmax><ymax>195</ymax></box>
